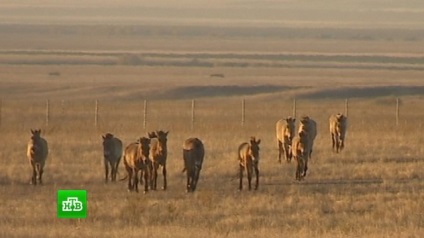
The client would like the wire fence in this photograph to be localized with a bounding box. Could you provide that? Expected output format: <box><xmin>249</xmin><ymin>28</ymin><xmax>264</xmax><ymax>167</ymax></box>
<box><xmin>0</xmin><ymin>97</ymin><xmax>421</xmax><ymax>134</ymax></box>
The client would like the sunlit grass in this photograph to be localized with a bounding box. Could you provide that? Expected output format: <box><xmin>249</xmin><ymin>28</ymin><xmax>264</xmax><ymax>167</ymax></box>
<box><xmin>1</xmin><ymin>88</ymin><xmax>423</xmax><ymax>237</ymax></box>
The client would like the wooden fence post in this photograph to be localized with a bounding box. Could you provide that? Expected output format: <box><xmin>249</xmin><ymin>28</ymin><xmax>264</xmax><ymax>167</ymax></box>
<box><xmin>191</xmin><ymin>99</ymin><xmax>195</xmax><ymax>131</ymax></box>
<box><xmin>345</xmin><ymin>98</ymin><xmax>349</xmax><ymax>117</ymax></box>
<box><xmin>241</xmin><ymin>98</ymin><xmax>245</xmax><ymax>126</ymax></box>
<box><xmin>95</xmin><ymin>99</ymin><xmax>99</xmax><ymax>127</ymax></box>
<box><xmin>0</xmin><ymin>98</ymin><xmax>2</xmax><ymax>128</ymax></box>
<box><xmin>396</xmin><ymin>98</ymin><xmax>399</xmax><ymax>126</ymax></box>
<box><xmin>61</xmin><ymin>99</ymin><xmax>65</xmax><ymax>116</ymax></box>
<box><xmin>143</xmin><ymin>100</ymin><xmax>147</xmax><ymax>130</ymax></box>
<box><xmin>45</xmin><ymin>99</ymin><xmax>49</xmax><ymax>127</ymax></box>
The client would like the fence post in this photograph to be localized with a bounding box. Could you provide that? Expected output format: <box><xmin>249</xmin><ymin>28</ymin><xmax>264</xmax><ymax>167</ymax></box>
<box><xmin>95</xmin><ymin>99</ymin><xmax>99</xmax><ymax>127</ymax></box>
<box><xmin>345</xmin><ymin>98</ymin><xmax>349</xmax><ymax>117</ymax></box>
<box><xmin>241</xmin><ymin>98</ymin><xmax>245</xmax><ymax>126</ymax></box>
<box><xmin>292</xmin><ymin>98</ymin><xmax>297</xmax><ymax>118</ymax></box>
<box><xmin>191</xmin><ymin>99</ymin><xmax>195</xmax><ymax>131</ymax></box>
<box><xmin>143</xmin><ymin>100</ymin><xmax>147</xmax><ymax>130</ymax></box>
<box><xmin>61</xmin><ymin>99</ymin><xmax>65</xmax><ymax>116</ymax></box>
<box><xmin>396</xmin><ymin>98</ymin><xmax>399</xmax><ymax>126</ymax></box>
<box><xmin>0</xmin><ymin>98</ymin><xmax>2</xmax><ymax>128</ymax></box>
<box><xmin>45</xmin><ymin>99</ymin><xmax>49</xmax><ymax>127</ymax></box>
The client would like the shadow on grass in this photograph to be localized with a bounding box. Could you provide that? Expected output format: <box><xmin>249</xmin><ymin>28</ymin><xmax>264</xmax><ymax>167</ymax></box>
<box><xmin>146</xmin><ymin>85</ymin><xmax>295</xmax><ymax>100</ymax></box>
<box><xmin>298</xmin><ymin>85</ymin><xmax>424</xmax><ymax>99</ymax></box>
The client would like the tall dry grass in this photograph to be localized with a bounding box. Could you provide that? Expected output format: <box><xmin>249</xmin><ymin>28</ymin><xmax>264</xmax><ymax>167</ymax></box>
<box><xmin>1</xmin><ymin>1</ymin><xmax>424</xmax><ymax>236</ymax></box>
<box><xmin>0</xmin><ymin>87</ymin><xmax>423</xmax><ymax>237</ymax></box>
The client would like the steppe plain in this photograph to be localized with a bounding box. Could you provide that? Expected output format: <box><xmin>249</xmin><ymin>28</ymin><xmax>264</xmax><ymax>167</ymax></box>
<box><xmin>0</xmin><ymin>1</ymin><xmax>423</xmax><ymax>237</ymax></box>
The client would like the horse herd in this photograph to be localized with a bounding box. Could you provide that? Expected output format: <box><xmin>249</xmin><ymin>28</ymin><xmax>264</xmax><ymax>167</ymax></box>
<box><xmin>26</xmin><ymin>113</ymin><xmax>347</xmax><ymax>193</ymax></box>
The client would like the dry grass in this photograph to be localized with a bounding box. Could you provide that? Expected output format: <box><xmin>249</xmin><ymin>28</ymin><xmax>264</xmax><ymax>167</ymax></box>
<box><xmin>0</xmin><ymin>65</ymin><xmax>424</xmax><ymax>237</ymax></box>
<box><xmin>1</xmin><ymin>1</ymin><xmax>424</xmax><ymax>236</ymax></box>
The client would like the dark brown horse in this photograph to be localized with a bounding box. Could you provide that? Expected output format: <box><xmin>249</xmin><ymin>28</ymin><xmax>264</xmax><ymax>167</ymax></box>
<box><xmin>238</xmin><ymin>137</ymin><xmax>261</xmax><ymax>191</ymax></box>
<box><xmin>182</xmin><ymin>138</ymin><xmax>204</xmax><ymax>193</ymax></box>
<box><xmin>27</xmin><ymin>129</ymin><xmax>48</xmax><ymax>185</ymax></box>
<box><xmin>148</xmin><ymin>130</ymin><xmax>169</xmax><ymax>190</ymax></box>
<box><xmin>122</xmin><ymin>137</ymin><xmax>151</xmax><ymax>193</ymax></box>
<box><xmin>102</xmin><ymin>133</ymin><xmax>123</xmax><ymax>183</ymax></box>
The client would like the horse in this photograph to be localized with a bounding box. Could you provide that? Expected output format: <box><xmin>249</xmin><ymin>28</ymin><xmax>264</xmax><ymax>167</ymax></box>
<box><xmin>102</xmin><ymin>133</ymin><xmax>123</xmax><ymax>182</ymax></box>
<box><xmin>122</xmin><ymin>137</ymin><xmax>151</xmax><ymax>193</ymax></box>
<box><xmin>27</xmin><ymin>129</ymin><xmax>48</xmax><ymax>185</ymax></box>
<box><xmin>238</xmin><ymin>137</ymin><xmax>261</xmax><ymax>191</ymax></box>
<box><xmin>276</xmin><ymin>117</ymin><xmax>296</xmax><ymax>163</ymax></box>
<box><xmin>148</xmin><ymin>130</ymin><xmax>169</xmax><ymax>190</ymax></box>
<box><xmin>182</xmin><ymin>138</ymin><xmax>205</xmax><ymax>193</ymax></box>
<box><xmin>329</xmin><ymin>113</ymin><xmax>347</xmax><ymax>153</ymax></box>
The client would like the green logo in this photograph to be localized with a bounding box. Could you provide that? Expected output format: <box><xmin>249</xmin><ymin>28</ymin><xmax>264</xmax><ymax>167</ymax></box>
<box><xmin>57</xmin><ymin>190</ymin><xmax>87</xmax><ymax>219</ymax></box>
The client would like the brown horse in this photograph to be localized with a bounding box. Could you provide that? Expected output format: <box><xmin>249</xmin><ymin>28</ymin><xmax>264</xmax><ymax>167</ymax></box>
<box><xmin>292</xmin><ymin>131</ymin><xmax>310</xmax><ymax>181</ymax></box>
<box><xmin>148</xmin><ymin>130</ymin><xmax>169</xmax><ymax>190</ymax></box>
<box><xmin>102</xmin><ymin>133</ymin><xmax>123</xmax><ymax>183</ymax></box>
<box><xmin>329</xmin><ymin>113</ymin><xmax>347</xmax><ymax>153</ymax></box>
<box><xmin>27</xmin><ymin>129</ymin><xmax>48</xmax><ymax>185</ymax></box>
<box><xmin>122</xmin><ymin>137</ymin><xmax>151</xmax><ymax>193</ymax></box>
<box><xmin>276</xmin><ymin>117</ymin><xmax>296</xmax><ymax>163</ymax></box>
<box><xmin>238</xmin><ymin>137</ymin><xmax>261</xmax><ymax>191</ymax></box>
<box><xmin>298</xmin><ymin>116</ymin><xmax>317</xmax><ymax>159</ymax></box>
<box><xmin>182</xmin><ymin>138</ymin><xmax>204</xmax><ymax>193</ymax></box>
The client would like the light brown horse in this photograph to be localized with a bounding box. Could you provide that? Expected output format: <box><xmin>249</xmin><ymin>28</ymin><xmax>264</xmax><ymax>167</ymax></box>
<box><xmin>148</xmin><ymin>130</ymin><xmax>169</xmax><ymax>190</ymax></box>
<box><xmin>27</xmin><ymin>129</ymin><xmax>48</xmax><ymax>185</ymax></box>
<box><xmin>329</xmin><ymin>113</ymin><xmax>347</xmax><ymax>153</ymax></box>
<box><xmin>298</xmin><ymin>116</ymin><xmax>317</xmax><ymax>159</ymax></box>
<box><xmin>238</xmin><ymin>137</ymin><xmax>261</xmax><ymax>191</ymax></box>
<box><xmin>102</xmin><ymin>133</ymin><xmax>123</xmax><ymax>183</ymax></box>
<box><xmin>182</xmin><ymin>138</ymin><xmax>204</xmax><ymax>193</ymax></box>
<box><xmin>276</xmin><ymin>117</ymin><xmax>296</xmax><ymax>163</ymax></box>
<box><xmin>122</xmin><ymin>137</ymin><xmax>151</xmax><ymax>193</ymax></box>
<box><xmin>292</xmin><ymin>131</ymin><xmax>310</xmax><ymax>181</ymax></box>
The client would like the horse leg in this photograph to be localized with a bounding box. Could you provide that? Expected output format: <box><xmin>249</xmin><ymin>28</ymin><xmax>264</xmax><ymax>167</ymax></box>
<box><xmin>143</xmin><ymin>169</ymin><xmax>149</xmax><ymax>194</ymax></box>
<box><xmin>284</xmin><ymin>143</ymin><xmax>291</xmax><ymax>163</ymax></box>
<box><xmin>127</xmin><ymin>169</ymin><xmax>133</xmax><ymax>192</ymax></box>
<box><xmin>134</xmin><ymin>170</ymin><xmax>139</xmax><ymax>193</ymax></box>
<box><xmin>239</xmin><ymin>165</ymin><xmax>243</xmax><ymax>191</ymax></box>
<box><xmin>38</xmin><ymin>164</ymin><xmax>43</xmax><ymax>184</ymax></box>
<box><xmin>162</xmin><ymin>164</ymin><xmax>167</xmax><ymax>190</ymax></box>
<box><xmin>147</xmin><ymin>163</ymin><xmax>152</xmax><ymax>189</ymax></box>
<box><xmin>288</xmin><ymin>143</ymin><xmax>293</xmax><ymax>162</ymax></box>
<box><xmin>303</xmin><ymin>159</ymin><xmax>308</xmax><ymax>178</ymax></box>
<box><xmin>152</xmin><ymin>163</ymin><xmax>158</xmax><ymax>190</ymax></box>
<box><xmin>278</xmin><ymin>141</ymin><xmax>282</xmax><ymax>163</ymax></box>
<box><xmin>254</xmin><ymin>164</ymin><xmax>259</xmax><ymax>190</ymax></box>
<box><xmin>247</xmin><ymin>165</ymin><xmax>252</xmax><ymax>191</ymax></box>
<box><xmin>186</xmin><ymin>170</ymin><xmax>192</xmax><ymax>192</ymax></box>
<box><xmin>104</xmin><ymin>159</ymin><xmax>109</xmax><ymax>183</ymax></box>
<box><xmin>192</xmin><ymin>165</ymin><xmax>201</xmax><ymax>192</ymax></box>
<box><xmin>295</xmin><ymin>158</ymin><xmax>301</xmax><ymax>181</ymax></box>
<box><xmin>335</xmin><ymin>135</ymin><xmax>340</xmax><ymax>153</ymax></box>
<box><xmin>111</xmin><ymin>161</ymin><xmax>117</xmax><ymax>182</ymax></box>
<box><xmin>30</xmin><ymin>162</ymin><xmax>37</xmax><ymax>185</ymax></box>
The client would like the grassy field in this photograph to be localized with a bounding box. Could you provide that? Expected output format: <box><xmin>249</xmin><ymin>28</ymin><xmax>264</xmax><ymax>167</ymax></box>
<box><xmin>0</xmin><ymin>66</ymin><xmax>423</xmax><ymax>237</ymax></box>
<box><xmin>1</xmin><ymin>1</ymin><xmax>424</xmax><ymax>237</ymax></box>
